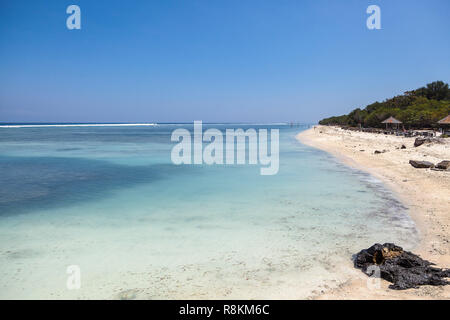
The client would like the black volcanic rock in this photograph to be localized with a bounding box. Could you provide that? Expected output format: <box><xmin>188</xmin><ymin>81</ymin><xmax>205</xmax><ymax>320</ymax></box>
<box><xmin>414</xmin><ymin>138</ymin><xmax>431</xmax><ymax>147</ymax></box>
<box><xmin>409</xmin><ymin>160</ymin><xmax>434</xmax><ymax>168</ymax></box>
<box><xmin>354</xmin><ymin>243</ymin><xmax>450</xmax><ymax>290</ymax></box>
<box><xmin>436</xmin><ymin>160</ymin><xmax>450</xmax><ymax>170</ymax></box>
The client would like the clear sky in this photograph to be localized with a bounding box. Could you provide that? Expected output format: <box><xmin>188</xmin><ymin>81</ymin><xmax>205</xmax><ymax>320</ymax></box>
<box><xmin>0</xmin><ymin>0</ymin><xmax>449</xmax><ymax>123</ymax></box>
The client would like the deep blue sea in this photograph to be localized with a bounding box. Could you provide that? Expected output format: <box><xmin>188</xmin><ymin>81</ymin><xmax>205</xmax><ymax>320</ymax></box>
<box><xmin>0</xmin><ymin>123</ymin><xmax>419</xmax><ymax>299</ymax></box>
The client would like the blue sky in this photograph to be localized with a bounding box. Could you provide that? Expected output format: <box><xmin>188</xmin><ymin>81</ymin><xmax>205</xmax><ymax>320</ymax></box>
<box><xmin>0</xmin><ymin>0</ymin><xmax>449</xmax><ymax>123</ymax></box>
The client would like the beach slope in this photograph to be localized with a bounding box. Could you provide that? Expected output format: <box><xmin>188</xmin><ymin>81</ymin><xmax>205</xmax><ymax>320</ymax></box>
<box><xmin>297</xmin><ymin>126</ymin><xmax>450</xmax><ymax>299</ymax></box>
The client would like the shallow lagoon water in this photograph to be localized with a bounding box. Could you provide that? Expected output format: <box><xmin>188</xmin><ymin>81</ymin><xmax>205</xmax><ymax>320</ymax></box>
<box><xmin>0</xmin><ymin>124</ymin><xmax>419</xmax><ymax>299</ymax></box>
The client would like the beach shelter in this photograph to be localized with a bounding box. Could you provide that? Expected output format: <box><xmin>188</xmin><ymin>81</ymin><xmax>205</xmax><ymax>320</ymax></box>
<box><xmin>437</xmin><ymin>114</ymin><xmax>450</xmax><ymax>134</ymax></box>
<box><xmin>381</xmin><ymin>116</ymin><xmax>402</xmax><ymax>130</ymax></box>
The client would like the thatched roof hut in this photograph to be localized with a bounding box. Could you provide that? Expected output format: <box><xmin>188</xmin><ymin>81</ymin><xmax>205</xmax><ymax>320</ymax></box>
<box><xmin>437</xmin><ymin>115</ymin><xmax>450</xmax><ymax>134</ymax></box>
<box><xmin>381</xmin><ymin>116</ymin><xmax>402</xmax><ymax>124</ymax></box>
<box><xmin>381</xmin><ymin>116</ymin><xmax>402</xmax><ymax>130</ymax></box>
<box><xmin>437</xmin><ymin>115</ymin><xmax>450</xmax><ymax>125</ymax></box>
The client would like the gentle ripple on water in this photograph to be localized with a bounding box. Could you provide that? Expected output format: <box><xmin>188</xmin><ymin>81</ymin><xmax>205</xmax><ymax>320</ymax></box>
<box><xmin>0</xmin><ymin>124</ymin><xmax>419</xmax><ymax>299</ymax></box>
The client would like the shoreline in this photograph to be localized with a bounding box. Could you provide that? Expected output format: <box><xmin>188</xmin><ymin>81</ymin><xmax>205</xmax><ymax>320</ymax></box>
<box><xmin>297</xmin><ymin>125</ymin><xmax>450</xmax><ymax>299</ymax></box>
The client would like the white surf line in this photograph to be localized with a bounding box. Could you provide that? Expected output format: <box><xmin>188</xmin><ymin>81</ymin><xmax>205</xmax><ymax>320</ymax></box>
<box><xmin>0</xmin><ymin>123</ymin><xmax>158</xmax><ymax>128</ymax></box>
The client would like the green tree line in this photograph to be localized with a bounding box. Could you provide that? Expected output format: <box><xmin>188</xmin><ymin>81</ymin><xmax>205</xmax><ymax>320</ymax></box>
<box><xmin>319</xmin><ymin>81</ymin><xmax>450</xmax><ymax>129</ymax></box>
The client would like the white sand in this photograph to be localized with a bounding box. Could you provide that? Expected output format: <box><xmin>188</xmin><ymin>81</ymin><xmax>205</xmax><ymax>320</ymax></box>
<box><xmin>297</xmin><ymin>125</ymin><xmax>450</xmax><ymax>299</ymax></box>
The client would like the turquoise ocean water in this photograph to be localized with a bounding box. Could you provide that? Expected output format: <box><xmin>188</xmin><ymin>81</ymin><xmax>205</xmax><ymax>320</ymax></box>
<box><xmin>0</xmin><ymin>124</ymin><xmax>419</xmax><ymax>299</ymax></box>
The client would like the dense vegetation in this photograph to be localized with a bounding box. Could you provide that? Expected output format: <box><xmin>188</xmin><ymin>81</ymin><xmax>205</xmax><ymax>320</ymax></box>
<box><xmin>319</xmin><ymin>81</ymin><xmax>450</xmax><ymax>129</ymax></box>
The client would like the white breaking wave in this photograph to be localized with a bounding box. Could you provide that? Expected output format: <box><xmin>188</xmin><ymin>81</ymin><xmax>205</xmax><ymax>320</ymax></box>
<box><xmin>0</xmin><ymin>123</ymin><xmax>158</xmax><ymax>128</ymax></box>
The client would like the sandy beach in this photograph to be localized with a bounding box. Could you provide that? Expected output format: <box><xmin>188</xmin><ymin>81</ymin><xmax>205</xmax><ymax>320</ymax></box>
<box><xmin>297</xmin><ymin>125</ymin><xmax>450</xmax><ymax>299</ymax></box>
